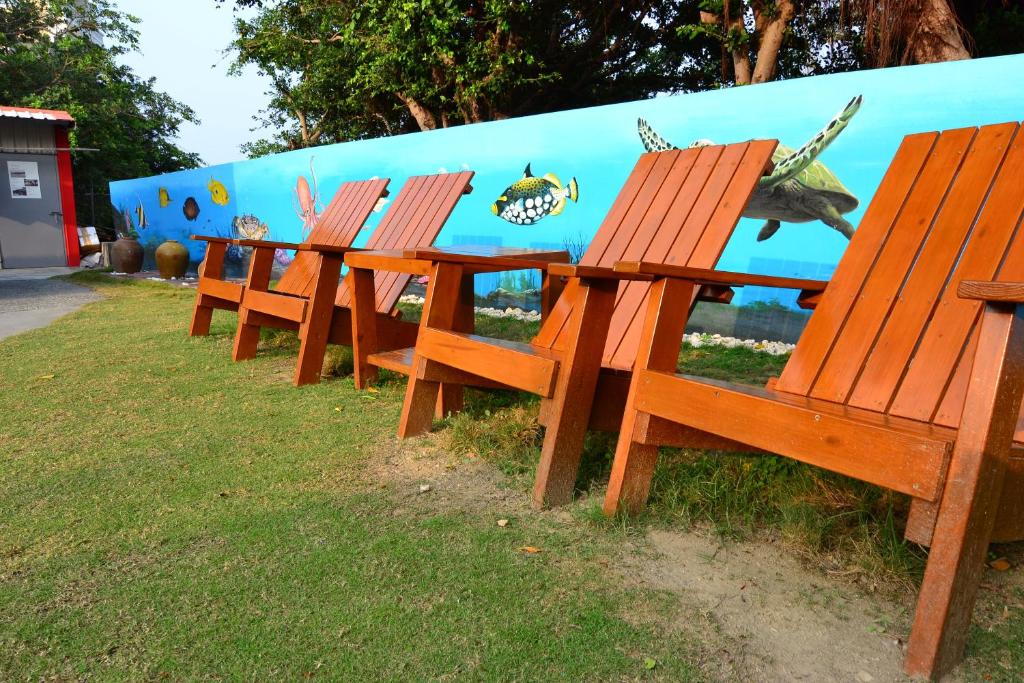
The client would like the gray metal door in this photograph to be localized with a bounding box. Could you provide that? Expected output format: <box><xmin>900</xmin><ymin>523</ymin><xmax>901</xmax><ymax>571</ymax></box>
<box><xmin>0</xmin><ymin>153</ymin><xmax>66</xmax><ymax>268</ymax></box>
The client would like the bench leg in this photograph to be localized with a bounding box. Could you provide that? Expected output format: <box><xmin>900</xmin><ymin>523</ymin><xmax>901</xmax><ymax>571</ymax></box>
<box><xmin>398</xmin><ymin>262</ymin><xmax>463</xmax><ymax>438</ymax></box>
<box><xmin>603</xmin><ymin>278</ymin><xmax>696</xmax><ymax>515</ymax></box>
<box><xmin>294</xmin><ymin>254</ymin><xmax>343</xmax><ymax>387</ymax></box>
<box><xmin>350</xmin><ymin>267</ymin><xmax>379</xmax><ymax>390</ymax></box>
<box><xmin>531</xmin><ymin>279</ymin><xmax>617</xmax><ymax>509</ymax></box>
<box><xmin>231</xmin><ymin>247</ymin><xmax>275</xmax><ymax>361</ymax></box>
<box><xmin>189</xmin><ymin>303</ymin><xmax>215</xmax><ymax>337</ymax></box>
<box><xmin>905</xmin><ymin>303</ymin><xmax>1024</xmax><ymax>680</ymax></box>
<box><xmin>232</xmin><ymin>313</ymin><xmax>262</xmax><ymax>361</ymax></box>
<box><xmin>189</xmin><ymin>242</ymin><xmax>227</xmax><ymax>337</ymax></box>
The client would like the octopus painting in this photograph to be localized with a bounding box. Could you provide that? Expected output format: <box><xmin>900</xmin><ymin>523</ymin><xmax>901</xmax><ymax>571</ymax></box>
<box><xmin>293</xmin><ymin>157</ymin><xmax>324</xmax><ymax>238</ymax></box>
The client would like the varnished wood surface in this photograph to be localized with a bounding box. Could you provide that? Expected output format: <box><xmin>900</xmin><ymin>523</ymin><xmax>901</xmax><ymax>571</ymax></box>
<box><xmin>958</xmin><ymin>280</ymin><xmax>1024</xmax><ymax>302</ymax></box>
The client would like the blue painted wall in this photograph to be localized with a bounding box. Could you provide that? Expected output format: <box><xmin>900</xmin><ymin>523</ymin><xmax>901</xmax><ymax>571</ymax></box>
<box><xmin>111</xmin><ymin>54</ymin><xmax>1024</xmax><ymax>307</ymax></box>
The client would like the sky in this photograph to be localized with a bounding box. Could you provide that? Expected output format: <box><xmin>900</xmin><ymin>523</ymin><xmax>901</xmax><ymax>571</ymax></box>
<box><xmin>113</xmin><ymin>0</ymin><xmax>274</xmax><ymax>167</ymax></box>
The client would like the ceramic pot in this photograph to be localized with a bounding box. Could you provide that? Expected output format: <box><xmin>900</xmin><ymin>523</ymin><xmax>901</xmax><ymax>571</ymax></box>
<box><xmin>111</xmin><ymin>237</ymin><xmax>143</xmax><ymax>273</ymax></box>
<box><xmin>155</xmin><ymin>239</ymin><xmax>190</xmax><ymax>278</ymax></box>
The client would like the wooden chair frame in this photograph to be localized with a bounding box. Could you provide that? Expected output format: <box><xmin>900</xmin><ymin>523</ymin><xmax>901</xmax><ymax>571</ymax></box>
<box><xmin>603</xmin><ymin>122</ymin><xmax>1024</xmax><ymax>680</ymax></box>
<box><xmin>230</xmin><ymin>172</ymin><xmax>474</xmax><ymax>386</ymax></box>
<box><xmin>188</xmin><ymin>178</ymin><xmax>390</xmax><ymax>339</ymax></box>
<box><xmin>348</xmin><ymin>142</ymin><xmax>785</xmax><ymax>509</ymax></box>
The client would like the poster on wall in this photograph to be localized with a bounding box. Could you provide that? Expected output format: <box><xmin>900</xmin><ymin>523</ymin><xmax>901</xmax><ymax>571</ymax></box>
<box><xmin>8</xmin><ymin>161</ymin><xmax>41</xmax><ymax>199</ymax></box>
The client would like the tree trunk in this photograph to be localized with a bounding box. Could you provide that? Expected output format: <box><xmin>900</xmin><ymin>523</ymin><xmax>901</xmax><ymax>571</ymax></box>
<box><xmin>909</xmin><ymin>0</ymin><xmax>970</xmax><ymax>63</ymax></box>
<box><xmin>751</xmin><ymin>0</ymin><xmax>796</xmax><ymax>83</ymax></box>
<box><xmin>396</xmin><ymin>93</ymin><xmax>438</xmax><ymax>131</ymax></box>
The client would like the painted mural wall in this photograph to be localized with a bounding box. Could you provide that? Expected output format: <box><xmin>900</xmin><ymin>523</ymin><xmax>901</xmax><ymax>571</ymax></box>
<box><xmin>111</xmin><ymin>54</ymin><xmax>1024</xmax><ymax>329</ymax></box>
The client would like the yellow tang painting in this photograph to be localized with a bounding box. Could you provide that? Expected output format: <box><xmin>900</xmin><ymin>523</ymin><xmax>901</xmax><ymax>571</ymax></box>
<box><xmin>207</xmin><ymin>178</ymin><xmax>230</xmax><ymax>206</ymax></box>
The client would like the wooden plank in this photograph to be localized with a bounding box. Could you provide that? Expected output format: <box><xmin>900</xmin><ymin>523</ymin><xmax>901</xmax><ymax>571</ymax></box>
<box><xmin>232</xmin><ymin>246</ymin><xmax>277</xmax><ymax>361</ymax></box>
<box><xmin>774</xmin><ymin>132</ymin><xmax>940</xmax><ymax>396</ymax></box>
<box><xmin>959</xmin><ymin>280</ymin><xmax>1024</xmax><ymax>302</ymax></box>
<box><xmin>905</xmin><ymin>304</ymin><xmax>1024</xmax><ymax>680</ymax></box>
<box><xmin>242</xmin><ymin>288</ymin><xmax>308</xmax><ymax>323</ymax></box>
<box><xmin>344</xmin><ymin>253</ymin><xmax>432</xmax><ymax>276</ymax></box>
<box><xmin>532</xmin><ymin>278</ymin><xmax>618</xmax><ymax>508</ymax></box>
<box><xmin>189</xmin><ymin>240</ymin><xmax>230</xmax><ymax>337</ymax></box>
<box><xmin>294</xmin><ymin>254</ymin><xmax>344</xmax><ymax>386</ymax></box>
<box><xmin>416</xmin><ymin>327</ymin><xmax>559</xmax><ymax>397</ymax></box>
<box><xmin>810</xmin><ymin>127</ymin><xmax>977</xmax><ymax>404</ymax></box>
<box><xmin>848</xmin><ymin>123</ymin><xmax>1018</xmax><ymax>412</ymax></box>
<box><xmin>890</xmin><ymin>125</ymin><xmax>1024</xmax><ymax>421</ymax></box>
<box><xmin>613</xmin><ymin>262</ymin><xmax>829</xmax><ymax>291</ymax></box>
<box><xmin>197</xmin><ymin>277</ymin><xmax>243</xmax><ymax>304</ymax></box>
<box><xmin>368</xmin><ymin>347</ymin><xmax>414</xmax><ymax>375</ymax></box>
<box><xmin>349</xmin><ymin>266</ymin><xmax>379</xmax><ymax>388</ymax></box>
<box><xmin>531</xmin><ymin>152</ymin><xmax>680</xmax><ymax>351</ymax></box>
<box><xmin>398</xmin><ymin>262</ymin><xmax>464</xmax><ymax>438</ymax></box>
<box><xmin>604</xmin><ymin>278</ymin><xmax>696</xmax><ymax>515</ymax></box>
<box><xmin>277</xmin><ymin>178</ymin><xmax>388</xmax><ymax>297</ymax></box>
<box><xmin>633</xmin><ymin>370</ymin><xmax>952</xmax><ymax>500</ymax></box>
<box><xmin>609</xmin><ymin>140</ymin><xmax>778</xmax><ymax>369</ymax></box>
<box><xmin>375</xmin><ymin>172</ymin><xmax>474</xmax><ymax>312</ymax></box>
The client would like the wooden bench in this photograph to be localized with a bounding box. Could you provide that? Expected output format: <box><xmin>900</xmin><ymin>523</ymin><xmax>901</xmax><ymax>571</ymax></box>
<box><xmin>348</xmin><ymin>142</ymin><xmax>784</xmax><ymax>508</ymax></box>
<box><xmin>231</xmin><ymin>172</ymin><xmax>474</xmax><ymax>386</ymax></box>
<box><xmin>602</xmin><ymin>122</ymin><xmax>1024</xmax><ymax>680</ymax></box>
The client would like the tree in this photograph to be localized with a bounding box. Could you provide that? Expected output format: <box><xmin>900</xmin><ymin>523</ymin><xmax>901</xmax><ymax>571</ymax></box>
<box><xmin>225</xmin><ymin>0</ymin><xmax>714</xmax><ymax>154</ymax></box>
<box><xmin>0</xmin><ymin>0</ymin><xmax>201</xmax><ymax>229</ymax></box>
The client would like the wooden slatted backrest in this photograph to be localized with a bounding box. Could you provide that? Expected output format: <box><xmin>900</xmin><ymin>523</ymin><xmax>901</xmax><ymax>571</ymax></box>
<box><xmin>335</xmin><ymin>171</ymin><xmax>475</xmax><ymax>312</ymax></box>
<box><xmin>276</xmin><ymin>178</ymin><xmax>390</xmax><ymax>297</ymax></box>
<box><xmin>775</xmin><ymin>122</ymin><xmax>1024</xmax><ymax>434</ymax></box>
<box><xmin>532</xmin><ymin>142</ymin><xmax>778</xmax><ymax>371</ymax></box>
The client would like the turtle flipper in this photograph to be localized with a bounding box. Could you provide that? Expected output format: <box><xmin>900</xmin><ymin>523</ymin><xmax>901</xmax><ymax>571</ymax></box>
<box><xmin>760</xmin><ymin>95</ymin><xmax>863</xmax><ymax>189</ymax></box>
<box><xmin>757</xmin><ymin>220</ymin><xmax>781</xmax><ymax>242</ymax></box>
<box><xmin>637</xmin><ymin>118</ymin><xmax>678</xmax><ymax>153</ymax></box>
<box><xmin>819</xmin><ymin>204</ymin><xmax>856</xmax><ymax>239</ymax></box>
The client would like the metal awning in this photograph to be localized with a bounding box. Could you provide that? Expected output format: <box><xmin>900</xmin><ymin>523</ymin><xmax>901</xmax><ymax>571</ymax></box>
<box><xmin>0</xmin><ymin>106</ymin><xmax>75</xmax><ymax>127</ymax></box>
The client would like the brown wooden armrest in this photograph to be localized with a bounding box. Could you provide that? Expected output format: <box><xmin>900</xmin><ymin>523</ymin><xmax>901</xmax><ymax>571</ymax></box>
<box><xmin>399</xmin><ymin>248</ymin><xmax>568</xmax><ymax>272</ymax></box>
<box><xmin>614</xmin><ymin>261</ymin><xmax>828</xmax><ymax>292</ymax></box>
<box><xmin>304</xmin><ymin>243</ymin><xmax>356</xmax><ymax>256</ymax></box>
<box><xmin>958</xmin><ymin>280</ymin><xmax>1024</xmax><ymax>303</ymax></box>
<box><xmin>547</xmin><ymin>263</ymin><xmax>654</xmax><ymax>281</ymax></box>
<box><xmin>235</xmin><ymin>238</ymin><xmax>304</xmax><ymax>250</ymax></box>
<box><xmin>190</xmin><ymin>234</ymin><xmax>234</xmax><ymax>244</ymax></box>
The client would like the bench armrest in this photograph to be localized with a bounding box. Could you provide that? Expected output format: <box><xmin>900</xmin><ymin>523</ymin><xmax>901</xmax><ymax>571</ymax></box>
<box><xmin>547</xmin><ymin>263</ymin><xmax>653</xmax><ymax>281</ymax></box>
<box><xmin>958</xmin><ymin>280</ymin><xmax>1024</xmax><ymax>303</ymax></box>
<box><xmin>614</xmin><ymin>261</ymin><xmax>829</xmax><ymax>292</ymax></box>
<box><xmin>190</xmin><ymin>234</ymin><xmax>234</xmax><ymax>244</ymax></box>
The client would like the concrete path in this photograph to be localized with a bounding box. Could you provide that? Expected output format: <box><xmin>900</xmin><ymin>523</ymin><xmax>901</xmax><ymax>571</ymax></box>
<box><xmin>0</xmin><ymin>267</ymin><xmax>100</xmax><ymax>341</ymax></box>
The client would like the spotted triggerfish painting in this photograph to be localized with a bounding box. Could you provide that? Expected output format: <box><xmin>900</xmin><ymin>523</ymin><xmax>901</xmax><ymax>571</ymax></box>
<box><xmin>492</xmin><ymin>164</ymin><xmax>579</xmax><ymax>225</ymax></box>
<box><xmin>638</xmin><ymin>96</ymin><xmax>862</xmax><ymax>242</ymax></box>
<box><xmin>109</xmin><ymin>55</ymin><xmax>1024</xmax><ymax>314</ymax></box>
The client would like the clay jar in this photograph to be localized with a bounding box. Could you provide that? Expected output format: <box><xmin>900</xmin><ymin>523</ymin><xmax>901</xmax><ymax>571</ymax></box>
<box><xmin>110</xmin><ymin>237</ymin><xmax>144</xmax><ymax>274</ymax></box>
<box><xmin>155</xmin><ymin>239</ymin><xmax>189</xmax><ymax>278</ymax></box>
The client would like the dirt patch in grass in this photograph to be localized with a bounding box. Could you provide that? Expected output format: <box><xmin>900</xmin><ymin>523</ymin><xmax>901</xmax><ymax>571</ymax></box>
<box><xmin>365</xmin><ymin>438</ymin><xmax>532</xmax><ymax>518</ymax></box>
<box><xmin>623</xmin><ymin>528</ymin><xmax>913</xmax><ymax>681</ymax></box>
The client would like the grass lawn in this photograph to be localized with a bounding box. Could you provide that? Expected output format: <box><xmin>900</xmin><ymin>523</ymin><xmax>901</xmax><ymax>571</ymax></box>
<box><xmin>1</xmin><ymin>273</ymin><xmax>1021</xmax><ymax>681</ymax></box>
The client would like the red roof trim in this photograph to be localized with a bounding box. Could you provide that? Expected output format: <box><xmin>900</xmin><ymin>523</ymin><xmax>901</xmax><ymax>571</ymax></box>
<box><xmin>0</xmin><ymin>106</ymin><xmax>75</xmax><ymax>125</ymax></box>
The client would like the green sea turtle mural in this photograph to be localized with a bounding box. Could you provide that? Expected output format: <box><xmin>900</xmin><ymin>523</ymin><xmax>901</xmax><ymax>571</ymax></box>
<box><xmin>638</xmin><ymin>95</ymin><xmax>862</xmax><ymax>241</ymax></box>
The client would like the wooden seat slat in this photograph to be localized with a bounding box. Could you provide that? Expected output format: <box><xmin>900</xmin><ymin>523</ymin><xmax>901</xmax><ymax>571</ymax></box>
<box><xmin>773</xmin><ymin>132</ymin><xmax>940</xmax><ymax>396</ymax></box>
<box><xmin>848</xmin><ymin>123</ymin><xmax>1019</xmax><ymax>413</ymax></box>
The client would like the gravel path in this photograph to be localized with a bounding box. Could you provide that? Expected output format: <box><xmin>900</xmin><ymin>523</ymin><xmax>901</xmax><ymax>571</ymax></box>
<box><xmin>0</xmin><ymin>269</ymin><xmax>100</xmax><ymax>341</ymax></box>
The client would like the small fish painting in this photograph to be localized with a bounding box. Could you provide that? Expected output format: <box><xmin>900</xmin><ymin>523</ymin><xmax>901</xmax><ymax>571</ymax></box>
<box><xmin>158</xmin><ymin>187</ymin><xmax>172</xmax><ymax>208</ymax></box>
<box><xmin>208</xmin><ymin>178</ymin><xmax>230</xmax><ymax>206</ymax></box>
<box><xmin>134</xmin><ymin>198</ymin><xmax>148</xmax><ymax>229</ymax></box>
<box><xmin>183</xmin><ymin>196</ymin><xmax>200</xmax><ymax>221</ymax></box>
<box><xmin>492</xmin><ymin>164</ymin><xmax>579</xmax><ymax>225</ymax></box>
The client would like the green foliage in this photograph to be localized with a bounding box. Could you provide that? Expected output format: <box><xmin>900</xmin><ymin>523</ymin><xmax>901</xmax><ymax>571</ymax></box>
<box><xmin>0</xmin><ymin>0</ymin><xmax>201</xmax><ymax>227</ymax></box>
<box><xmin>223</xmin><ymin>0</ymin><xmax>714</xmax><ymax>154</ymax></box>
